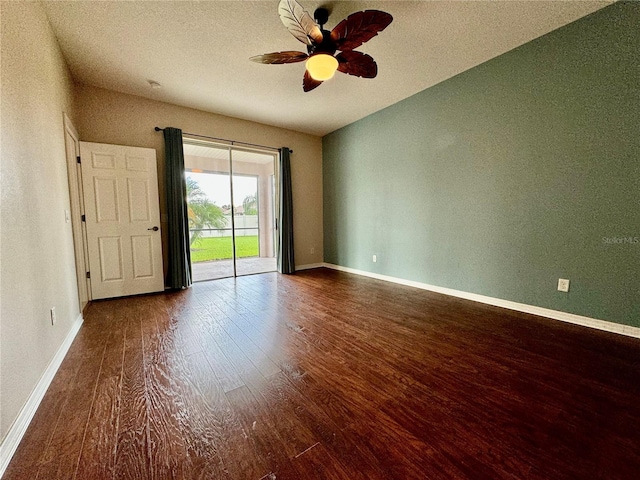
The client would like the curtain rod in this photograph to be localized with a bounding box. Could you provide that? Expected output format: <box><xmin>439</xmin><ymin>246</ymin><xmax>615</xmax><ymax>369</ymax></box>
<box><xmin>154</xmin><ymin>127</ymin><xmax>292</xmax><ymax>153</ymax></box>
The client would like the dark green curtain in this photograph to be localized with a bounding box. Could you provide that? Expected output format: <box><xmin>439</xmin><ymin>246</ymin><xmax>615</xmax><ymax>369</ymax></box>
<box><xmin>163</xmin><ymin>127</ymin><xmax>192</xmax><ymax>289</ymax></box>
<box><xmin>278</xmin><ymin>147</ymin><xmax>295</xmax><ymax>274</ymax></box>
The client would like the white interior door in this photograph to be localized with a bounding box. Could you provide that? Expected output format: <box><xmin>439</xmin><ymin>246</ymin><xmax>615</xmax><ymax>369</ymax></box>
<box><xmin>80</xmin><ymin>142</ymin><xmax>164</xmax><ymax>299</ymax></box>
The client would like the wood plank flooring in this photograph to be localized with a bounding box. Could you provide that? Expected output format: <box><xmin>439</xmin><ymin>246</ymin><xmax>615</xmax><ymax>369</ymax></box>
<box><xmin>5</xmin><ymin>268</ymin><xmax>640</xmax><ymax>479</ymax></box>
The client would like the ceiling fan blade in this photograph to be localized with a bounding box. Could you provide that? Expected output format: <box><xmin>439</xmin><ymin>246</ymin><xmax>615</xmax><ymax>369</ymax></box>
<box><xmin>303</xmin><ymin>70</ymin><xmax>323</xmax><ymax>92</ymax></box>
<box><xmin>336</xmin><ymin>51</ymin><xmax>377</xmax><ymax>78</ymax></box>
<box><xmin>330</xmin><ymin>10</ymin><xmax>393</xmax><ymax>51</ymax></box>
<box><xmin>278</xmin><ymin>0</ymin><xmax>323</xmax><ymax>46</ymax></box>
<box><xmin>250</xmin><ymin>51</ymin><xmax>309</xmax><ymax>64</ymax></box>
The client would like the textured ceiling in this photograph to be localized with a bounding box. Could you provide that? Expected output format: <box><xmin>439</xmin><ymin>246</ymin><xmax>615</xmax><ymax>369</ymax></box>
<box><xmin>42</xmin><ymin>1</ymin><xmax>611</xmax><ymax>136</ymax></box>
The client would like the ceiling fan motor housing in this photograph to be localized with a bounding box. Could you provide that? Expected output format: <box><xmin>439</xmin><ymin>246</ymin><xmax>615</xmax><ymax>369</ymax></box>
<box><xmin>307</xmin><ymin>29</ymin><xmax>336</xmax><ymax>56</ymax></box>
<box><xmin>306</xmin><ymin>7</ymin><xmax>335</xmax><ymax>56</ymax></box>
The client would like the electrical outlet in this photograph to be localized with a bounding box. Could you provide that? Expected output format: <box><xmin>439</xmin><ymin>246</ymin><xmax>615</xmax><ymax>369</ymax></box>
<box><xmin>557</xmin><ymin>278</ymin><xmax>570</xmax><ymax>292</ymax></box>
<box><xmin>50</xmin><ymin>307</ymin><xmax>56</xmax><ymax>325</ymax></box>
<box><xmin>372</xmin><ymin>254</ymin><xmax>377</xmax><ymax>263</ymax></box>
<box><xmin>310</xmin><ymin>247</ymin><xmax>315</xmax><ymax>254</ymax></box>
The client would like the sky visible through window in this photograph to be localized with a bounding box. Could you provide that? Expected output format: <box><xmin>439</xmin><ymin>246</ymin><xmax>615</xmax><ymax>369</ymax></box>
<box><xmin>186</xmin><ymin>171</ymin><xmax>257</xmax><ymax>207</ymax></box>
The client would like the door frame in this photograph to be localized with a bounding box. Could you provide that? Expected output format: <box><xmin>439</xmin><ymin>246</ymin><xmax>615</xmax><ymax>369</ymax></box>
<box><xmin>63</xmin><ymin>113</ymin><xmax>91</xmax><ymax>309</ymax></box>
<box><xmin>183</xmin><ymin>137</ymin><xmax>280</xmax><ymax>280</ymax></box>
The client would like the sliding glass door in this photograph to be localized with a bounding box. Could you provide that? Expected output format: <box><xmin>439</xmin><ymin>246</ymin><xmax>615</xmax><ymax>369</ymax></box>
<box><xmin>183</xmin><ymin>140</ymin><xmax>277</xmax><ymax>281</ymax></box>
<box><xmin>231</xmin><ymin>149</ymin><xmax>277</xmax><ymax>277</ymax></box>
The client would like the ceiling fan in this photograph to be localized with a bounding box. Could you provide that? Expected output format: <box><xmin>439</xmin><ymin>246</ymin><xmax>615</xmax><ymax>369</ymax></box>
<box><xmin>250</xmin><ymin>0</ymin><xmax>393</xmax><ymax>92</ymax></box>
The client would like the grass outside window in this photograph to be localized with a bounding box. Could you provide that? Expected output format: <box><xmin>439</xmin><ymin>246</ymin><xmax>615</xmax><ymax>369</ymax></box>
<box><xmin>190</xmin><ymin>236</ymin><xmax>259</xmax><ymax>263</ymax></box>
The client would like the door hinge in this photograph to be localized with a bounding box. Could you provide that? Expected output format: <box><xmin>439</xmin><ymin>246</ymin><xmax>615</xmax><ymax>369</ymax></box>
<box><xmin>81</xmin><ymin>214</ymin><xmax>86</xmax><ymax>222</ymax></box>
<box><xmin>76</xmin><ymin>156</ymin><xmax>81</xmax><ymax>164</ymax></box>
<box><xmin>86</xmin><ymin>271</ymin><xmax>91</xmax><ymax>279</ymax></box>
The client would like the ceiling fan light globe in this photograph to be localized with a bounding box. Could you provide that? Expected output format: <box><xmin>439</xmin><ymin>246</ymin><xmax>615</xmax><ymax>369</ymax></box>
<box><xmin>306</xmin><ymin>54</ymin><xmax>338</xmax><ymax>81</ymax></box>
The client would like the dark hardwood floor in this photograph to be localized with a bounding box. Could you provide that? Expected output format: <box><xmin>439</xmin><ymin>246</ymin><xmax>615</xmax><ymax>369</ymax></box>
<box><xmin>5</xmin><ymin>268</ymin><xmax>640</xmax><ymax>479</ymax></box>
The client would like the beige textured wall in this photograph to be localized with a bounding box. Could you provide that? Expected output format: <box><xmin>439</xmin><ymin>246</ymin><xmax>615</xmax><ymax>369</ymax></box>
<box><xmin>0</xmin><ymin>1</ymin><xmax>79</xmax><ymax>441</ymax></box>
<box><xmin>74</xmin><ymin>85</ymin><xmax>323</xmax><ymax>269</ymax></box>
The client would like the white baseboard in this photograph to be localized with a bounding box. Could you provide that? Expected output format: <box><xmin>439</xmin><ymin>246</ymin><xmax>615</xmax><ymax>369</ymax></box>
<box><xmin>0</xmin><ymin>313</ymin><xmax>84</xmax><ymax>478</ymax></box>
<box><xmin>295</xmin><ymin>263</ymin><xmax>325</xmax><ymax>271</ymax></box>
<box><xmin>322</xmin><ymin>263</ymin><xmax>640</xmax><ymax>339</ymax></box>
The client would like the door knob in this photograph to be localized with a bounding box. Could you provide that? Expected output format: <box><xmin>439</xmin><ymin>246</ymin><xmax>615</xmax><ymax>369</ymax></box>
<box><xmin>148</xmin><ymin>226</ymin><xmax>159</xmax><ymax>231</ymax></box>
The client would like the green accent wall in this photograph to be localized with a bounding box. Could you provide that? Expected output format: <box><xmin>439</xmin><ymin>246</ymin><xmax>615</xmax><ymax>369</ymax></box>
<box><xmin>323</xmin><ymin>2</ymin><xmax>639</xmax><ymax>327</ymax></box>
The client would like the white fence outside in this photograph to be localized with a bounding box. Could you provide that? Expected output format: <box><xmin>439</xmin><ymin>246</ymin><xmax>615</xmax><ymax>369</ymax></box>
<box><xmin>194</xmin><ymin>214</ymin><xmax>259</xmax><ymax>238</ymax></box>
